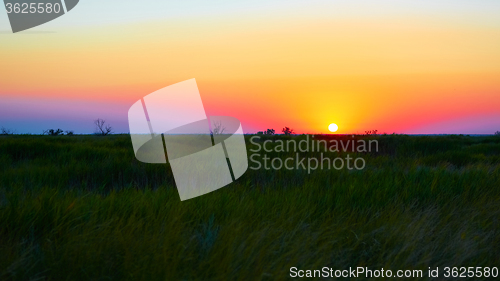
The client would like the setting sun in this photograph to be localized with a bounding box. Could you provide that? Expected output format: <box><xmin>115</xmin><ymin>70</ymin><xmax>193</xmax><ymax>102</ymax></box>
<box><xmin>328</xmin><ymin>123</ymin><xmax>339</xmax><ymax>133</ymax></box>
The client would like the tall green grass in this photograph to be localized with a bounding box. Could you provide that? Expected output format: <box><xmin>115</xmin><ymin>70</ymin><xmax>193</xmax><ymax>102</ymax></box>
<box><xmin>0</xmin><ymin>134</ymin><xmax>499</xmax><ymax>280</ymax></box>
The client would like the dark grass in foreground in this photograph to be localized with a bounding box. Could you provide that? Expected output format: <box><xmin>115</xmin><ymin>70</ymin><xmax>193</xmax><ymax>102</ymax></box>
<box><xmin>0</xmin><ymin>134</ymin><xmax>499</xmax><ymax>280</ymax></box>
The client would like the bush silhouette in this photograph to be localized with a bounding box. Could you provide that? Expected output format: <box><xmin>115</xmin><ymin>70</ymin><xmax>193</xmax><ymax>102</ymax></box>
<box><xmin>282</xmin><ymin>127</ymin><xmax>294</xmax><ymax>135</ymax></box>
<box><xmin>264</xmin><ymin>129</ymin><xmax>275</xmax><ymax>135</ymax></box>
<box><xmin>43</xmin><ymin>129</ymin><xmax>64</xmax><ymax>136</ymax></box>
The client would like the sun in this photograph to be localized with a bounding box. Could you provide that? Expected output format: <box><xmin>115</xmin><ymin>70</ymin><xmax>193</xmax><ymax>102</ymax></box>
<box><xmin>328</xmin><ymin>123</ymin><xmax>339</xmax><ymax>133</ymax></box>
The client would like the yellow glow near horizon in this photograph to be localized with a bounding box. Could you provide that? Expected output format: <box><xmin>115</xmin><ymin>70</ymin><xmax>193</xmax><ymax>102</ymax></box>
<box><xmin>1</xmin><ymin>2</ymin><xmax>499</xmax><ymax>134</ymax></box>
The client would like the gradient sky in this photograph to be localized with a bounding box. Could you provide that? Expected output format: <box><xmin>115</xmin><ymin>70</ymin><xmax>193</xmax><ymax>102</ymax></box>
<box><xmin>1</xmin><ymin>0</ymin><xmax>499</xmax><ymax>134</ymax></box>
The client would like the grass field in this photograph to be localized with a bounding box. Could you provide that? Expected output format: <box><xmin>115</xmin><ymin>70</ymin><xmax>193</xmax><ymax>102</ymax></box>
<box><xmin>0</xmin><ymin>134</ymin><xmax>499</xmax><ymax>280</ymax></box>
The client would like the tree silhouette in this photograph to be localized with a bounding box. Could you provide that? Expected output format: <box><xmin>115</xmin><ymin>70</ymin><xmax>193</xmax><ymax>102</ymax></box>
<box><xmin>1</xmin><ymin>127</ymin><xmax>15</xmax><ymax>135</ymax></box>
<box><xmin>94</xmin><ymin>119</ymin><xmax>113</xmax><ymax>136</ymax></box>
<box><xmin>210</xmin><ymin>120</ymin><xmax>226</xmax><ymax>137</ymax></box>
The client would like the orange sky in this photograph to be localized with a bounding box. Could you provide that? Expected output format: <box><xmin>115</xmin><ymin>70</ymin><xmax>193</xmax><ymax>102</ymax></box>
<box><xmin>1</xmin><ymin>1</ymin><xmax>499</xmax><ymax>134</ymax></box>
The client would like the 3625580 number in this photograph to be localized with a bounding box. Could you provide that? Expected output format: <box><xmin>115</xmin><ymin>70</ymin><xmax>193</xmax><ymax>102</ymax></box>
<box><xmin>443</xmin><ymin>267</ymin><xmax>498</xmax><ymax>278</ymax></box>
<box><xmin>5</xmin><ymin>3</ymin><xmax>61</xmax><ymax>14</ymax></box>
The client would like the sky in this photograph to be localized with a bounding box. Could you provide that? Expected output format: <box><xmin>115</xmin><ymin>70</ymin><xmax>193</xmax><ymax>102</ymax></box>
<box><xmin>1</xmin><ymin>0</ymin><xmax>499</xmax><ymax>134</ymax></box>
